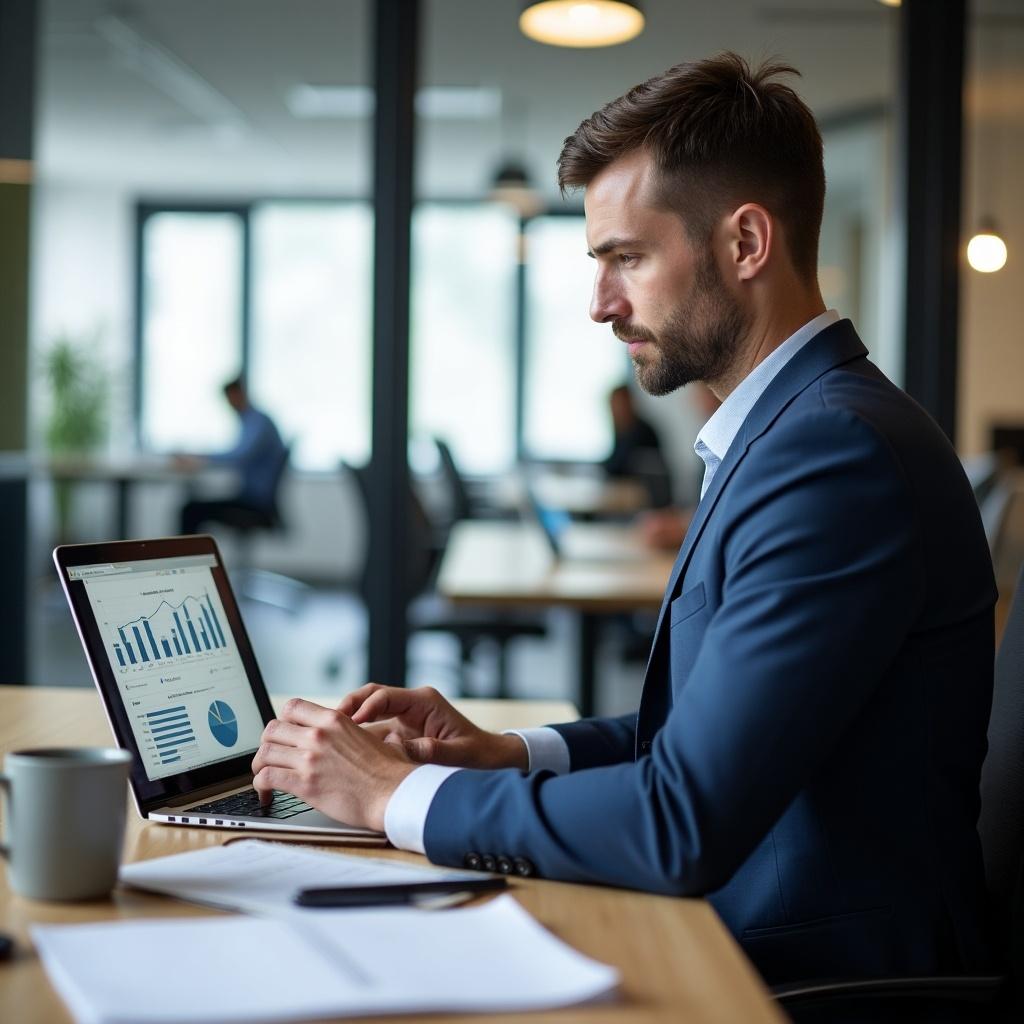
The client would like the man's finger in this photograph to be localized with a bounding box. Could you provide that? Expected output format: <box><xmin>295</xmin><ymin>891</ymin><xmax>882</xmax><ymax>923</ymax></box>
<box><xmin>253</xmin><ymin>765</ymin><xmax>302</xmax><ymax>802</ymax></box>
<box><xmin>250</xmin><ymin>765</ymin><xmax>299</xmax><ymax>794</ymax></box>
<box><xmin>337</xmin><ymin>683</ymin><xmax>387</xmax><ymax>717</ymax></box>
<box><xmin>252</xmin><ymin>740</ymin><xmax>306</xmax><ymax>776</ymax></box>
<box><xmin>277</xmin><ymin>698</ymin><xmax>338</xmax><ymax>728</ymax></box>
<box><xmin>348</xmin><ymin>687</ymin><xmax>421</xmax><ymax>725</ymax></box>
<box><xmin>261</xmin><ymin>719</ymin><xmax>311</xmax><ymax>749</ymax></box>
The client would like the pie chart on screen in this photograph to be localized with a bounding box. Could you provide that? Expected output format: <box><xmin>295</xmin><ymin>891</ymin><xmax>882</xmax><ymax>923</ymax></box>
<box><xmin>208</xmin><ymin>700</ymin><xmax>238</xmax><ymax>747</ymax></box>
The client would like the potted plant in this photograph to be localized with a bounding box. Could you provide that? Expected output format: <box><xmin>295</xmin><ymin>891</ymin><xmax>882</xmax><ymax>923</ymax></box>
<box><xmin>40</xmin><ymin>334</ymin><xmax>108</xmax><ymax>541</ymax></box>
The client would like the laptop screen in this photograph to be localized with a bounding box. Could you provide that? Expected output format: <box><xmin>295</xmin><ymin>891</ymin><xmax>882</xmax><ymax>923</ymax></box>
<box><xmin>55</xmin><ymin>536</ymin><xmax>275</xmax><ymax>811</ymax></box>
<box><xmin>69</xmin><ymin>553</ymin><xmax>265</xmax><ymax>782</ymax></box>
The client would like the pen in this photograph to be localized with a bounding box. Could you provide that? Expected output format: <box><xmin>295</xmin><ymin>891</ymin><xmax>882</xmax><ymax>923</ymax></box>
<box><xmin>294</xmin><ymin>877</ymin><xmax>508</xmax><ymax>908</ymax></box>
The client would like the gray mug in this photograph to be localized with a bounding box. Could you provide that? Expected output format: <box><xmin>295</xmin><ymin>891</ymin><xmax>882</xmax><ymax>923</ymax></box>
<box><xmin>0</xmin><ymin>747</ymin><xmax>132</xmax><ymax>901</ymax></box>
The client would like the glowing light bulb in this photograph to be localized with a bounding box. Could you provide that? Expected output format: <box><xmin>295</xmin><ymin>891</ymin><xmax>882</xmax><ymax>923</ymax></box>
<box><xmin>967</xmin><ymin>232</ymin><xmax>1008</xmax><ymax>273</ymax></box>
<box><xmin>519</xmin><ymin>0</ymin><xmax>644</xmax><ymax>48</ymax></box>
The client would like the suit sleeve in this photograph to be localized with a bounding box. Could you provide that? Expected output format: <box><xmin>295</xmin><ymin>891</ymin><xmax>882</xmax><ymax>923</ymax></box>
<box><xmin>549</xmin><ymin>713</ymin><xmax>637</xmax><ymax>770</ymax></box>
<box><xmin>422</xmin><ymin>408</ymin><xmax>925</xmax><ymax>894</ymax></box>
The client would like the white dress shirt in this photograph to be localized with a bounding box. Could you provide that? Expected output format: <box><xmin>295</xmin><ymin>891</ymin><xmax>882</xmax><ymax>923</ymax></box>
<box><xmin>383</xmin><ymin>308</ymin><xmax>841</xmax><ymax>855</ymax></box>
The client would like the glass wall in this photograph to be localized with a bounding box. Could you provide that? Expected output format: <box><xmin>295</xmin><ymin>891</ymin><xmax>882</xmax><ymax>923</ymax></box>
<box><xmin>523</xmin><ymin>216</ymin><xmax>628</xmax><ymax>462</ymax></box>
<box><xmin>139</xmin><ymin>211</ymin><xmax>244</xmax><ymax>453</ymax></box>
<box><xmin>250</xmin><ymin>202</ymin><xmax>374</xmax><ymax>469</ymax></box>
<box><xmin>410</xmin><ymin>203</ymin><xmax>519</xmax><ymax>474</ymax></box>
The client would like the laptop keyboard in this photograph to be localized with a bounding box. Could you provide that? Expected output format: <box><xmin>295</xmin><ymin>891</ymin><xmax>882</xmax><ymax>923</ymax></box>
<box><xmin>189</xmin><ymin>789</ymin><xmax>312</xmax><ymax>820</ymax></box>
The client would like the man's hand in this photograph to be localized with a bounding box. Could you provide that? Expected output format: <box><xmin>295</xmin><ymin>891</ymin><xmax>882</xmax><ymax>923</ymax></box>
<box><xmin>251</xmin><ymin>699</ymin><xmax>417</xmax><ymax>831</ymax></box>
<box><xmin>338</xmin><ymin>684</ymin><xmax>529</xmax><ymax>772</ymax></box>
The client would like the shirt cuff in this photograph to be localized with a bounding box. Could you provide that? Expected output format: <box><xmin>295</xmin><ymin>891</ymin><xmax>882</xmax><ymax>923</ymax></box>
<box><xmin>501</xmin><ymin>727</ymin><xmax>570</xmax><ymax>775</ymax></box>
<box><xmin>384</xmin><ymin>764</ymin><xmax>462</xmax><ymax>854</ymax></box>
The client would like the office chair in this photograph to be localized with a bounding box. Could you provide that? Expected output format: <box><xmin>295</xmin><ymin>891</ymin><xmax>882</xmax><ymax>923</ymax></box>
<box><xmin>333</xmin><ymin>460</ymin><xmax>545</xmax><ymax>696</ymax></box>
<box><xmin>773</xmin><ymin>564</ymin><xmax>1024</xmax><ymax>1023</ymax></box>
<box><xmin>219</xmin><ymin>443</ymin><xmax>308</xmax><ymax>610</ymax></box>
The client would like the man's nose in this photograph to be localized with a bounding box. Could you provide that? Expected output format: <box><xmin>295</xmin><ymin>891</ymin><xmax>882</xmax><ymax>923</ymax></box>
<box><xmin>590</xmin><ymin>270</ymin><xmax>630</xmax><ymax>324</ymax></box>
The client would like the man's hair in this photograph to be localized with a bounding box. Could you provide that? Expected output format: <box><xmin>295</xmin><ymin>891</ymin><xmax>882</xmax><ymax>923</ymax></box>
<box><xmin>557</xmin><ymin>52</ymin><xmax>824</xmax><ymax>281</ymax></box>
<box><xmin>222</xmin><ymin>375</ymin><xmax>245</xmax><ymax>395</ymax></box>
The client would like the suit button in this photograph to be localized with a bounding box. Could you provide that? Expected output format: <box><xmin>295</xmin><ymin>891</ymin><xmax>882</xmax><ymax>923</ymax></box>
<box><xmin>496</xmin><ymin>855</ymin><xmax>513</xmax><ymax>874</ymax></box>
<box><xmin>482</xmin><ymin>854</ymin><xmax>497</xmax><ymax>872</ymax></box>
<box><xmin>464</xmin><ymin>851</ymin><xmax>482</xmax><ymax>870</ymax></box>
<box><xmin>639</xmin><ymin>739</ymin><xmax>652</xmax><ymax>753</ymax></box>
<box><xmin>513</xmin><ymin>857</ymin><xmax>535</xmax><ymax>877</ymax></box>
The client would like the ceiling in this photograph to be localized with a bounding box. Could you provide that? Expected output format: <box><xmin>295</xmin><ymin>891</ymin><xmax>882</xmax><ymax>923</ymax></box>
<box><xmin>36</xmin><ymin>0</ymin><xmax>1022</xmax><ymax>199</ymax></box>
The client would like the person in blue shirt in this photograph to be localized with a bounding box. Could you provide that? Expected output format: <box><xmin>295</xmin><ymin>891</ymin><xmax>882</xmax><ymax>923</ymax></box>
<box><xmin>177</xmin><ymin>377</ymin><xmax>287</xmax><ymax>535</ymax></box>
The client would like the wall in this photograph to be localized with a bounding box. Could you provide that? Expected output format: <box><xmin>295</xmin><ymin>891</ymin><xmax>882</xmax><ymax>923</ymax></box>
<box><xmin>959</xmin><ymin>116</ymin><xmax>1024</xmax><ymax>457</ymax></box>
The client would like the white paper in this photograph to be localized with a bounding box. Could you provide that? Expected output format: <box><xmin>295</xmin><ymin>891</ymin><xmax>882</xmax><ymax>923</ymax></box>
<box><xmin>32</xmin><ymin>896</ymin><xmax>619</xmax><ymax>1024</ymax></box>
<box><xmin>119</xmin><ymin>839</ymin><xmax>492</xmax><ymax>914</ymax></box>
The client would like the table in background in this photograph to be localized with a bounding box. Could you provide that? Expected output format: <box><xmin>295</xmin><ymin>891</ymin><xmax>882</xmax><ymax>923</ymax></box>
<box><xmin>437</xmin><ymin>521</ymin><xmax>675</xmax><ymax>716</ymax></box>
<box><xmin>45</xmin><ymin>453</ymin><xmax>232</xmax><ymax>539</ymax></box>
<box><xmin>0</xmin><ymin>685</ymin><xmax>784</xmax><ymax>1024</ymax></box>
<box><xmin>490</xmin><ymin>471</ymin><xmax>650</xmax><ymax>520</ymax></box>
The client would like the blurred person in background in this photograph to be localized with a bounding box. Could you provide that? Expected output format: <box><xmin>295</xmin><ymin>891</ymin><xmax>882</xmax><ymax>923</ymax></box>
<box><xmin>176</xmin><ymin>376</ymin><xmax>287</xmax><ymax>535</ymax></box>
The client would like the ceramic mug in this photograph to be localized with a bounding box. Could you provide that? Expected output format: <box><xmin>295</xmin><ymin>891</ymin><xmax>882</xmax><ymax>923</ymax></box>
<box><xmin>0</xmin><ymin>747</ymin><xmax>132</xmax><ymax>901</ymax></box>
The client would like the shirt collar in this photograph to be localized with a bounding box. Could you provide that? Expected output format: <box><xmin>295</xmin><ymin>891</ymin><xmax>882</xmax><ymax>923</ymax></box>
<box><xmin>694</xmin><ymin>309</ymin><xmax>841</xmax><ymax>468</ymax></box>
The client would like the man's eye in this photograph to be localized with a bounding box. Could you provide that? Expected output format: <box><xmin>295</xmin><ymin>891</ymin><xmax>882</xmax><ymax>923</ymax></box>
<box><xmin>619</xmin><ymin>253</ymin><xmax>638</xmax><ymax>266</ymax></box>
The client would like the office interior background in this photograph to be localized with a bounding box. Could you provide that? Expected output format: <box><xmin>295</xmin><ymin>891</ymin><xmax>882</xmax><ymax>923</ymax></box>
<box><xmin>2</xmin><ymin>0</ymin><xmax>1022</xmax><ymax>710</ymax></box>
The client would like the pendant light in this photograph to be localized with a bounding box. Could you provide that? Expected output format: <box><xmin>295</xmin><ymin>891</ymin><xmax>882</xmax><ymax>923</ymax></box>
<box><xmin>967</xmin><ymin>219</ymin><xmax>1008</xmax><ymax>274</ymax></box>
<box><xmin>519</xmin><ymin>1</ymin><xmax>644</xmax><ymax>48</ymax></box>
<box><xmin>966</xmin><ymin>24</ymin><xmax>1009</xmax><ymax>274</ymax></box>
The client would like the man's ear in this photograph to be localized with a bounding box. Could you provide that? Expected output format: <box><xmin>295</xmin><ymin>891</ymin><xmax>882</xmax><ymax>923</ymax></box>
<box><xmin>724</xmin><ymin>203</ymin><xmax>773</xmax><ymax>282</ymax></box>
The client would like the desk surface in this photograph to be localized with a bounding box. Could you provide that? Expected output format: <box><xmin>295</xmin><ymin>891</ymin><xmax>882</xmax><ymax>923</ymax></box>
<box><xmin>438</xmin><ymin>521</ymin><xmax>675</xmax><ymax>613</ymax></box>
<box><xmin>0</xmin><ymin>686</ymin><xmax>784</xmax><ymax>1024</ymax></box>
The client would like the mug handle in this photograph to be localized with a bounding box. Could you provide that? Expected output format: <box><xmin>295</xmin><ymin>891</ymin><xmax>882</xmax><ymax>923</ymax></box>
<box><xmin>0</xmin><ymin>774</ymin><xmax>9</xmax><ymax>859</ymax></box>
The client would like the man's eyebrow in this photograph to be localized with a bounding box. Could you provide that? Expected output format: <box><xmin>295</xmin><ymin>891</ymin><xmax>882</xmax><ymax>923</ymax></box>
<box><xmin>586</xmin><ymin>237</ymin><xmax>644</xmax><ymax>258</ymax></box>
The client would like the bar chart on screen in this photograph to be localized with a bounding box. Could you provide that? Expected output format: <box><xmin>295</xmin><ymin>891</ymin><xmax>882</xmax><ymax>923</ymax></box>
<box><xmin>90</xmin><ymin>582</ymin><xmax>233</xmax><ymax>675</ymax></box>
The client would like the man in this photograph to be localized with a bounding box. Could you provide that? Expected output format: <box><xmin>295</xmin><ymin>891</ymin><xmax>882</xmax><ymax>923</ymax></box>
<box><xmin>178</xmin><ymin>377</ymin><xmax>288</xmax><ymax>535</ymax></box>
<box><xmin>252</xmin><ymin>54</ymin><xmax>996</xmax><ymax>985</ymax></box>
<box><xmin>603</xmin><ymin>384</ymin><xmax>664</xmax><ymax>474</ymax></box>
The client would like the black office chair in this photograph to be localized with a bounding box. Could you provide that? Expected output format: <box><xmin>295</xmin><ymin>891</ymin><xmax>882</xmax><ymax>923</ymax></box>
<box><xmin>334</xmin><ymin>460</ymin><xmax>546</xmax><ymax>696</ymax></box>
<box><xmin>219</xmin><ymin>443</ymin><xmax>308</xmax><ymax>609</ymax></box>
<box><xmin>774</xmin><ymin>565</ymin><xmax>1024</xmax><ymax>1023</ymax></box>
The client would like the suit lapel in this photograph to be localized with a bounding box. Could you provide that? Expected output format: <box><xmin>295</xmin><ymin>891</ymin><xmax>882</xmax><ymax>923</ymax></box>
<box><xmin>638</xmin><ymin>319</ymin><xmax>869</xmax><ymax>687</ymax></box>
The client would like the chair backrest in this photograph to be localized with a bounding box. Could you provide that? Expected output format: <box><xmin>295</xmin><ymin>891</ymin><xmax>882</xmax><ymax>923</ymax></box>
<box><xmin>428</xmin><ymin>437</ymin><xmax>477</xmax><ymax>530</ymax></box>
<box><xmin>265</xmin><ymin>441</ymin><xmax>291</xmax><ymax>526</ymax></box>
<box><xmin>341</xmin><ymin>461</ymin><xmax>436</xmax><ymax>608</ymax></box>
<box><xmin>979</xmin><ymin>562</ymin><xmax>1024</xmax><ymax>981</ymax></box>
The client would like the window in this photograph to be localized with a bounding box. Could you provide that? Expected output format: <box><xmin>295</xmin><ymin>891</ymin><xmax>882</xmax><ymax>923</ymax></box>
<box><xmin>410</xmin><ymin>203</ymin><xmax>519</xmax><ymax>474</ymax></box>
<box><xmin>139</xmin><ymin>212</ymin><xmax>244</xmax><ymax>452</ymax></box>
<box><xmin>523</xmin><ymin>215</ymin><xmax>628</xmax><ymax>461</ymax></box>
<box><xmin>249</xmin><ymin>202</ymin><xmax>374</xmax><ymax>468</ymax></box>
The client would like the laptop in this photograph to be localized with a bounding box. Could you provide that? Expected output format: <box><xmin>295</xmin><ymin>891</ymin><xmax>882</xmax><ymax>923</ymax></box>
<box><xmin>54</xmin><ymin>535</ymin><xmax>379</xmax><ymax>837</ymax></box>
<box><xmin>523</xmin><ymin>484</ymin><xmax>648</xmax><ymax>563</ymax></box>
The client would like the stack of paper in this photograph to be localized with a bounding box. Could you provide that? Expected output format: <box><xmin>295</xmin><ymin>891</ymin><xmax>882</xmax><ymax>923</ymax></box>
<box><xmin>32</xmin><ymin>842</ymin><xmax>619</xmax><ymax>1023</ymax></box>
<box><xmin>119</xmin><ymin>839</ymin><xmax>500</xmax><ymax>914</ymax></box>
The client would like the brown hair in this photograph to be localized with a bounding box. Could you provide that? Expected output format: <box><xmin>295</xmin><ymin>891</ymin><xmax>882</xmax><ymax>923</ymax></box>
<box><xmin>557</xmin><ymin>52</ymin><xmax>825</xmax><ymax>281</ymax></box>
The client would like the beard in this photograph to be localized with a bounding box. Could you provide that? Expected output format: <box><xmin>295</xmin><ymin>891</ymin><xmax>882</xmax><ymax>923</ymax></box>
<box><xmin>613</xmin><ymin>252</ymin><xmax>749</xmax><ymax>397</ymax></box>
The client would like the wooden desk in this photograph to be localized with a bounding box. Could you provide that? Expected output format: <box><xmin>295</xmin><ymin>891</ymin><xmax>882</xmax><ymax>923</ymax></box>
<box><xmin>438</xmin><ymin>521</ymin><xmax>675</xmax><ymax>715</ymax></box>
<box><xmin>45</xmin><ymin>454</ymin><xmax>230</xmax><ymax>539</ymax></box>
<box><xmin>0</xmin><ymin>686</ymin><xmax>784</xmax><ymax>1024</ymax></box>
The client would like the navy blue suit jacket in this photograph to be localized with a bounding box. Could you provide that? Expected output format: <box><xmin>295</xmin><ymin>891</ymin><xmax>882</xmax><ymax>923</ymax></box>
<box><xmin>423</xmin><ymin>320</ymin><xmax>997</xmax><ymax>984</ymax></box>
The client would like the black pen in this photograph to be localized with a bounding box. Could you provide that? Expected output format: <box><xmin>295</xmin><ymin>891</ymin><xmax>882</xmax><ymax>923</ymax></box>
<box><xmin>294</xmin><ymin>877</ymin><xmax>508</xmax><ymax>908</ymax></box>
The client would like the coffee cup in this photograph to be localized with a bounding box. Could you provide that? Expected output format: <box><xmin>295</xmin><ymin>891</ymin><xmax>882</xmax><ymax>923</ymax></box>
<box><xmin>0</xmin><ymin>747</ymin><xmax>132</xmax><ymax>901</ymax></box>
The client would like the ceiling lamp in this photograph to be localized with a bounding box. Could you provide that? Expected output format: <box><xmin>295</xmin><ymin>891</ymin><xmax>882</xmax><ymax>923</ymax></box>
<box><xmin>519</xmin><ymin>1</ymin><xmax>644</xmax><ymax>48</ymax></box>
<box><xmin>490</xmin><ymin>161</ymin><xmax>544</xmax><ymax>220</ymax></box>
<box><xmin>967</xmin><ymin>219</ymin><xmax>1008</xmax><ymax>274</ymax></box>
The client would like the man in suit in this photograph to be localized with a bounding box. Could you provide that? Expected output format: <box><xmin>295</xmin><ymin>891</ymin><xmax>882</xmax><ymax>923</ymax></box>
<box><xmin>251</xmin><ymin>53</ymin><xmax>996</xmax><ymax>984</ymax></box>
